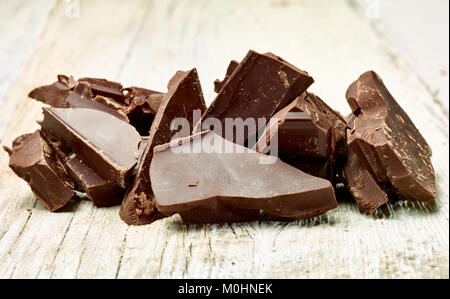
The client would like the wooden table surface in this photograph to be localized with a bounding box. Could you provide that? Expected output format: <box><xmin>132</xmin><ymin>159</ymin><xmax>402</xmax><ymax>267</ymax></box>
<box><xmin>0</xmin><ymin>0</ymin><xmax>448</xmax><ymax>278</ymax></box>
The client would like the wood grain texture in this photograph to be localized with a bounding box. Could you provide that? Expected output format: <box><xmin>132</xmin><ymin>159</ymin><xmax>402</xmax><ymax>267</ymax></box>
<box><xmin>0</xmin><ymin>0</ymin><xmax>448</xmax><ymax>278</ymax></box>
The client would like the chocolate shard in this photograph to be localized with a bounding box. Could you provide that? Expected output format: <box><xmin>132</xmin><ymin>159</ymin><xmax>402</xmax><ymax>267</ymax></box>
<box><xmin>151</xmin><ymin>131</ymin><xmax>337</xmax><ymax>224</ymax></box>
<box><xmin>3</xmin><ymin>133</ymin><xmax>36</xmax><ymax>156</ymax></box>
<box><xmin>40</xmin><ymin>107</ymin><xmax>141</xmax><ymax>188</ymax></box>
<box><xmin>78</xmin><ymin>77</ymin><xmax>125</xmax><ymax>103</ymax></box>
<box><xmin>5</xmin><ymin>131</ymin><xmax>75</xmax><ymax>211</ymax></box>
<box><xmin>65</xmin><ymin>154</ymin><xmax>124</xmax><ymax>207</ymax></box>
<box><xmin>303</xmin><ymin>93</ymin><xmax>348</xmax><ymax>156</ymax></box>
<box><xmin>67</xmin><ymin>82</ymin><xmax>130</xmax><ymax>122</ymax></box>
<box><xmin>346</xmin><ymin>71</ymin><xmax>436</xmax><ymax>202</ymax></box>
<box><xmin>42</xmin><ymin>133</ymin><xmax>120</xmax><ymax>205</ymax></box>
<box><xmin>253</xmin><ymin>94</ymin><xmax>336</xmax><ymax>180</ymax></box>
<box><xmin>253</xmin><ymin>95</ymin><xmax>332</xmax><ymax>158</ymax></box>
<box><xmin>285</xmin><ymin>157</ymin><xmax>333</xmax><ymax>180</ymax></box>
<box><xmin>29</xmin><ymin>75</ymin><xmax>163</xmax><ymax>136</ymax></box>
<box><xmin>120</xmin><ymin>68</ymin><xmax>207</xmax><ymax>225</ymax></box>
<box><xmin>342</xmin><ymin>146</ymin><xmax>388</xmax><ymax>214</ymax></box>
<box><xmin>213</xmin><ymin>60</ymin><xmax>239</xmax><ymax>93</ymax></box>
<box><xmin>28</xmin><ymin>75</ymin><xmax>75</xmax><ymax>108</ymax></box>
<box><xmin>196</xmin><ymin>50</ymin><xmax>314</xmax><ymax>145</ymax></box>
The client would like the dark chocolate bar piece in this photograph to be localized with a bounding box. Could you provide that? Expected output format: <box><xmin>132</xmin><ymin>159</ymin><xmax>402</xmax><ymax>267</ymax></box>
<box><xmin>303</xmin><ymin>93</ymin><xmax>348</xmax><ymax>156</ymax></box>
<box><xmin>28</xmin><ymin>75</ymin><xmax>76</xmax><ymax>108</ymax></box>
<box><xmin>196</xmin><ymin>50</ymin><xmax>314</xmax><ymax>145</ymax></box>
<box><xmin>4</xmin><ymin>131</ymin><xmax>75</xmax><ymax>211</ymax></box>
<box><xmin>284</xmin><ymin>157</ymin><xmax>333</xmax><ymax>180</ymax></box>
<box><xmin>254</xmin><ymin>94</ymin><xmax>333</xmax><ymax>157</ymax></box>
<box><xmin>66</xmin><ymin>82</ymin><xmax>130</xmax><ymax>122</ymax></box>
<box><xmin>65</xmin><ymin>154</ymin><xmax>124</xmax><ymax>207</ymax></box>
<box><xmin>346</xmin><ymin>71</ymin><xmax>436</xmax><ymax>201</ymax></box>
<box><xmin>342</xmin><ymin>147</ymin><xmax>388</xmax><ymax>214</ymax></box>
<box><xmin>253</xmin><ymin>93</ymin><xmax>347</xmax><ymax>181</ymax></box>
<box><xmin>151</xmin><ymin>132</ymin><xmax>337</xmax><ymax>224</ymax></box>
<box><xmin>120</xmin><ymin>69</ymin><xmax>207</xmax><ymax>225</ymax></box>
<box><xmin>29</xmin><ymin>75</ymin><xmax>163</xmax><ymax>135</ymax></box>
<box><xmin>78</xmin><ymin>77</ymin><xmax>125</xmax><ymax>103</ymax></box>
<box><xmin>213</xmin><ymin>60</ymin><xmax>239</xmax><ymax>93</ymax></box>
<box><xmin>40</xmin><ymin>107</ymin><xmax>141</xmax><ymax>188</ymax></box>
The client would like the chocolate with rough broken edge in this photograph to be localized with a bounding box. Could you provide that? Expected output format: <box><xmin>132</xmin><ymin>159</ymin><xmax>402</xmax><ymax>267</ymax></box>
<box><xmin>151</xmin><ymin>131</ymin><xmax>337</xmax><ymax>224</ymax></box>
<box><xmin>120</xmin><ymin>68</ymin><xmax>207</xmax><ymax>225</ymax></box>
<box><xmin>40</xmin><ymin>107</ymin><xmax>141</xmax><ymax>188</ymax></box>
<box><xmin>196</xmin><ymin>50</ymin><xmax>314</xmax><ymax>145</ymax></box>
<box><xmin>346</xmin><ymin>71</ymin><xmax>435</xmax><ymax>202</ymax></box>
<box><xmin>4</xmin><ymin>131</ymin><xmax>75</xmax><ymax>211</ymax></box>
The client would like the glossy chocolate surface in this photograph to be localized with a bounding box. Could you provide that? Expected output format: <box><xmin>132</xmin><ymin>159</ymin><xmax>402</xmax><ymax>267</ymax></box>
<box><xmin>120</xmin><ymin>69</ymin><xmax>207</xmax><ymax>225</ymax></box>
<box><xmin>5</xmin><ymin>131</ymin><xmax>75</xmax><ymax>211</ymax></box>
<box><xmin>40</xmin><ymin>107</ymin><xmax>141</xmax><ymax>188</ymax></box>
<box><xmin>346</xmin><ymin>71</ymin><xmax>435</xmax><ymax>202</ymax></box>
<box><xmin>197</xmin><ymin>50</ymin><xmax>314</xmax><ymax>145</ymax></box>
<box><xmin>151</xmin><ymin>132</ymin><xmax>337</xmax><ymax>224</ymax></box>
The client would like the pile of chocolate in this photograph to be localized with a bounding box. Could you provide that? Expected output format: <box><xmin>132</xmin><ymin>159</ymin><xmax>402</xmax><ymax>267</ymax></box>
<box><xmin>4</xmin><ymin>50</ymin><xmax>436</xmax><ymax>225</ymax></box>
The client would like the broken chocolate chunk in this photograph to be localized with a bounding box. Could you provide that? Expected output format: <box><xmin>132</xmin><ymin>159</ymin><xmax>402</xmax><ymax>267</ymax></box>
<box><xmin>5</xmin><ymin>131</ymin><xmax>75</xmax><ymax>211</ymax></box>
<box><xmin>29</xmin><ymin>75</ymin><xmax>163</xmax><ymax>135</ymax></box>
<box><xmin>65</xmin><ymin>154</ymin><xmax>124</xmax><ymax>207</ymax></box>
<box><xmin>28</xmin><ymin>75</ymin><xmax>76</xmax><ymax>108</ymax></box>
<box><xmin>66</xmin><ymin>82</ymin><xmax>129</xmax><ymax>122</ymax></box>
<box><xmin>253</xmin><ymin>94</ymin><xmax>337</xmax><ymax>180</ymax></box>
<box><xmin>151</xmin><ymin>131</ymin><xmax>337</xmax><ymax>224</ymax></box>
<box><xmin>120</xmin><ymin>68</ymin><xmax>207</xmax><ymax>225</ymax></box>
<box><xmin>342</xmin><ymin>146</ymin><xmax>388</xmax><ymax>214</ymax></box>
<box><xmin>303</xmin><ymin>93</ymin><xmax>348</xmax><ymax>156</ymax></box>
<box><xmin>285</xmin><ymin>157</ymin><xmax>334</xmax><ymax>180</ymax></box>
<box><xmin>40</xmin><ymin>107</ymin><xmax>141</xmax><ymax>188</ymax></box>
<box><xmin>196</xmin><ymin>50</ymin><xmax>314</xmax><ymax>145</ymax></box>
<box><xmin>78</xmin><ymin>77</ymin><xmax>125</xmax><ymax>103</ymax></box>
<box><xmin>346</xmin><ymin>71</ymin><xmax>436</xmax><ymax>202</ymax></box>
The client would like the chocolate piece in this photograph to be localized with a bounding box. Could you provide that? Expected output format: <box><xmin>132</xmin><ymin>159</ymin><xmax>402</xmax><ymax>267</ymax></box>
<box><xmin>65</xmin><ymin>154</ymin><xmax>124</xmax><ymax>207</ymax></box>
<box><xmin>196</xmin><ymin>50</ymin><xmax>314</xmax><ymax>145</ymax></box>
<box><xmin>151</xmin><ymin>132</ymin><xmax>337</xmax><ymax>224</ymax></box>
<box><xmin>213</xmin><ymin>60</ymin><xmax>239</xmax><ymax>93</ymax></box>
<box><xmin>44</xmin><ymin>129</ymin><xmax>134</xmax><ymax>207</ymax></box>
<box><xmin>254</xmin><ymin>95</ymin><xmax>333</xmax><ymax>158</ymax></box>
<box><xmin>120</xmin><ymin>68</ymin><xmax>207</xmax><ymax>225</ymax></box>
<box><xmin>253</xmin><ymin>94</ymin><xmax>344</xmax><ymax>181</ymax></box>
<box><xmin>40</xmin><ymin>107</ymin><xmax>141</xmax><ymax>188</ymax></box>
<box><xmin>304</xmin><ymin>93</ymin><xmax>348</xmax><ymax>156</ymax></box>
<box><xmin>3</xmin><ymin>133</ymin><xmax>35</xmax><ymax>156</ymax></box>
<box><xmin>5</xmin><ymin>131</ymin><xmax>75</xmax><ymax>211</ymax></box>
<box><xmin>342</xmin><ymin>147</ymin><xmax>388</xmax><ymax>214</ymax></box>
<box><xmin>29</xmin><ymin>75</ymin><xmax>163</xmax><ymax>135</ymax></box>
<box><xmin>277</xmin><ymin>110</ymin><xmax>331</xmax><ymax>159</ymax></box>
<box><xmin>28</xmin><ymin>75</ymin><xmax>75</xmax><ymax>108</ymax></box>
<box><xmin>78</xmin><ymin>77</ymin><xmax>125</xmax><ymax>103</ymax></box>
<box><xmin>346</xmin><ymin>71</ymin><xmax>436</xmax><ymax>201</ymax></box>
<box><xmin>285</xmin><ymin>157</ymin><xmax>333</xmax><ymax>180</ymax></box>
<box><xmin>67</xmin><ymin>82</ymin><xmax>129</xmax><ymax>122</ymax></box>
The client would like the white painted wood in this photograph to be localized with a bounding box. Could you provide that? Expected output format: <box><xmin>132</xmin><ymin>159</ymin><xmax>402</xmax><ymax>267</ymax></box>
<box><xmin>0</xmin><ymin>0</ymin><xmax>448</xmax><ymax>278</ymax></box>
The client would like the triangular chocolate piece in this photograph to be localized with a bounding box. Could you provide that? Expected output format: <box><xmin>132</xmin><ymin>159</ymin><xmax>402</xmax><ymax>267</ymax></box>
<box><xmin>196</xmin><ymin>50</ymin><xmax>314</xmax><ymax>145</ymax></box>
<box><xmin>40</xmin><ymin>107</ymin><xmax>141</xmax><ymax>188</ymax></box>
<box><xmin>346</xmin><ymin>71</ymin><xmax>435</xmax><ymax>201</ymax></box>
<box><xmin>151</xmin><ymin>132</ymin><xmax>337</xmax><ymax>224</ymax></box>
<box><xmin>120</xmin><ymin>68</ymin><xmax>207</xmax><ymax>225</ymax></box>
<box><xmin>5</xmin><ymin>131</ymin><xmax>75</xmax><ymax>211</ymax></box>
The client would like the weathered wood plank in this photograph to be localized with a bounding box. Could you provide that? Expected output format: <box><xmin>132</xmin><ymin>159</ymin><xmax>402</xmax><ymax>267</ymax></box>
<box><xmin>0</xmin><ymin>0</ymin><xmax>448</xmax><ymax>278</ymax></box>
